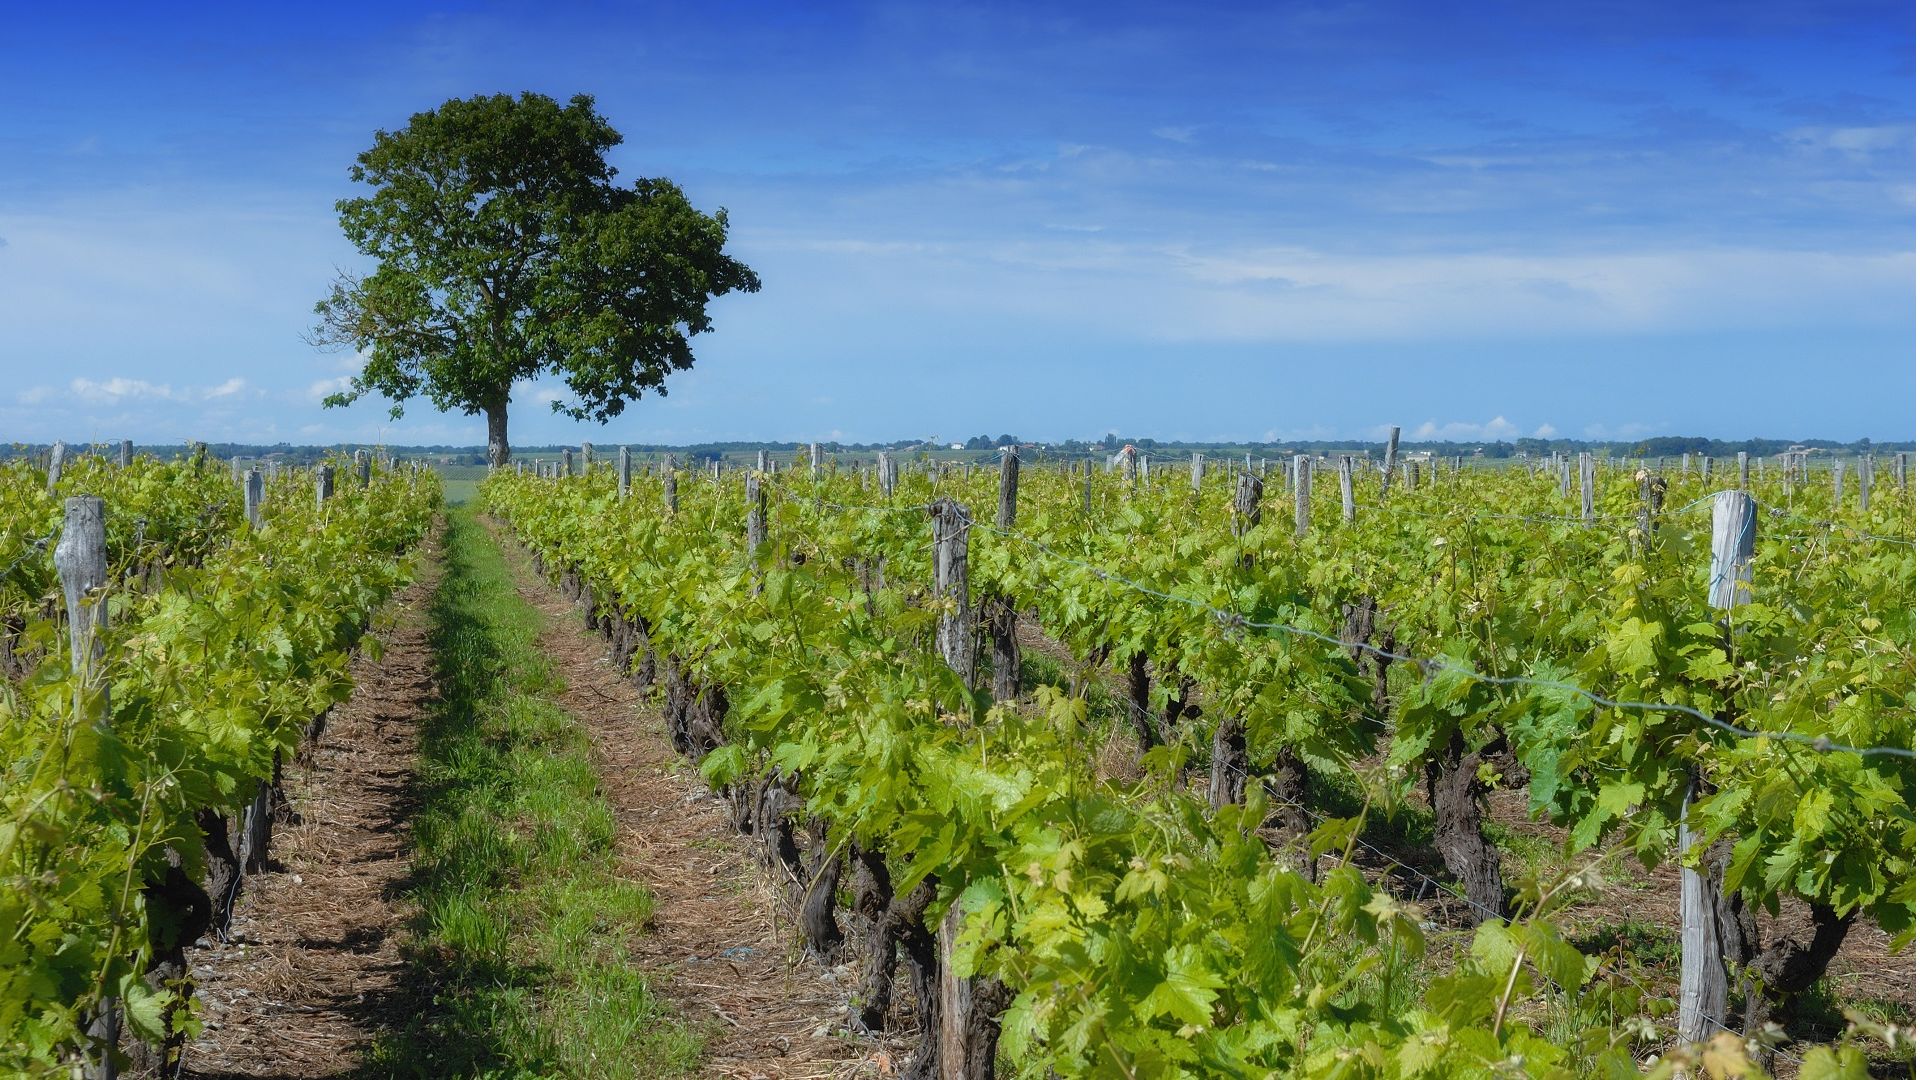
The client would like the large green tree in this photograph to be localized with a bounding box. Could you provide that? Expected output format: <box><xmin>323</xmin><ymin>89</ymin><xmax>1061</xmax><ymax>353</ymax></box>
<box><xmin>311</xmin><ymin>92</ymin><xmax>760</xmax><ymax>465</ymax></box>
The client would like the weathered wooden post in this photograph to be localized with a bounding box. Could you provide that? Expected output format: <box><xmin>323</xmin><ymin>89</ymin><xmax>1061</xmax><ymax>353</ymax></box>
<box><xmin>1338</xmin><ymin>455</ymin><xmax>1355</xmax><ymax>522</ymax></box>
<box><xmin>1859</xmin><ymin>455</ymin><xmax>1873</xmax><ymax>511</ymax></box>
<box><xmin>582</xmin><ymin>442</ymin><xmax>594</xmax><ymax>472</ymax></box>
<box><xmin>929</xmin><ymin>490</ymin><xmax>1002</xmax><ymax>1080</ymax></box>
<box><xmin>745</xmin><ymin>472</ymin><xmax>767</xmax><ymax>558</ymax></box>
<box><xmin>1736</xmin><ymin>451</ymin><xmax>1749</xmax><ymax>490</ymax></box>
<box><xmin>810</xmin><ymin>442</ymin><xmax>821</xmax><ymax>475</ymax></box>
<box><xmin>1894</xmin><ymin>452</ymin><xmax>1907</xmax><ymax>491</ymax></box>
<box><xmin>930</xmin><ymin>498</ymin><xmax>974</xmax><ymax>688</ymax></box>
<box><xmin>315</xmin><ymin>464</ymin><xmax>334</xmax><ymax>509</ymax></box>
<box><xmin>57</xmin><ymin>495</ymin><xmax>117</xmax><ymax>1079</ymax></box>
<box><xmin>1702</xmin><ymin>456</ymin><xmax>1712</xmax><ymax>482</ymax></box>
<box><xmin>987</xmin><ymin>448</ymin><xmax>1020</xmax><ymax>703</ymax></box>
<box><xmin>1678</xmin><ymin>489</ymin><xmax>1756</xmax><ymax>1046</ymax></box>
<box><xmin>1082</xmin><ymin>466</ymin><xmax>1093</xmax><ymax>514</ymax></box>
<box><xmin>1190</xmin><ymin>452</ymin><xmax>1204</xmax><ymax>493</ymax></box>
<box><xmin>244</xmin><ymin>468</ymin><xmax>264</xmax><ymax>528</ymax></box>
<box><xmin>1293</xmin><ymin>455</ymin><xmax>1310</xmax><ymax>536</ymax></box>
<box><xmin>561</xmin><ymin>448</ymin><xmax>574</xmax><ymax>477</ymax></box>
<box><xmin>56</xmin><ymin>495</ymin><xmax>108</xmax><ymax>685</ymax></box>
<box><xmin>618</xmin><ymin>446</ymin><xmax>632</xmax><ymax>498</ymax></box>
<box><xmin>663</xmin><ymin>455</ymin><xmax>678</xmax><ymax>513</ymax></box>
<box><xmin>1832</xmin><ymin>459</ymin><xmax>1845</xmax><ymax>507</ymax></box>
<box><xmin>1579</xmin><ymin>453</ymin><xmax>1595</xmax><ymax>523</ymax></box>
<box><xmin>118</xmin><ymin>439</ymin><xmax>133</xmax><ymax>468</ymax></box>
<box><xmin>756</xmin><ymin>449</ymin><xmax>771</xmax><ymax>473</ymax></box>
<box><xmin>1557</xmin><ymin>454</ymin><xmax>1571</xmax><ymax>498</ymax></box>
<box><xmin>879</xmin><ymin>452</ymin><xmax>896</xmax><ymax>498</ymax></box>
<box><xmin>47</xmin><ymin>440</ymin><xmax>65</xmax><ymax>493</ymax></box>
<box><xmin>1379</xmin><ymin>426</ymin><xmax>1400</xmax><ymax>496</ymax></box>
<box><xmin>1636</xmin><ymin>469</ymin><xmax>1666</xmax><ymax>554</ymax></box>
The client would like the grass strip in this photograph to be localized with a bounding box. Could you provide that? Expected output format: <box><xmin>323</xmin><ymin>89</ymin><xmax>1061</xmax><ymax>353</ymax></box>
<box><xmin>371</xmin><ymin>505</ymin><xmax>701</xmax><ymax>1077</ymax></box>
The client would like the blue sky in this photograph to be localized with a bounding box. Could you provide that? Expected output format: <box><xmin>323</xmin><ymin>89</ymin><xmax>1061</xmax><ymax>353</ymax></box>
<box><xmin>0</xmin><ymin>1</ymin><xmax>1912</xmax><ymax>446</ymax></box>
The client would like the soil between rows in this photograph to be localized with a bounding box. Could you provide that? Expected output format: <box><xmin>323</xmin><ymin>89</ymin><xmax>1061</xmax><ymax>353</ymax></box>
<box><xmin>181</xmin><ymin>528</ymin><xmax>443</xmax><ymax>1078</ymax></box>
<box><xmin>487</xmin><ymin>516</ymin><xmax>901</xmax><ymax>1080</ymax></box>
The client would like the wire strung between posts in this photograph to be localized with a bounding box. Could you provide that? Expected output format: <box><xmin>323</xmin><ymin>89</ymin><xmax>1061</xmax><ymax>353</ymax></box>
<box><xmin>778</xmin><ymin>482</ymin><xmax>1916</xmax><ymax>760</ymax></box>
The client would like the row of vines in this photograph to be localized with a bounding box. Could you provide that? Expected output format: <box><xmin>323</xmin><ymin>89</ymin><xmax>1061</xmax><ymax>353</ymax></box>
<box><xmin>486</xmin><ymin>449</ymin><xmax>1912</xmax><ymax>1080</ymax></box>
<box><xmin>0</xmin><ymin>452</ymin><xmax>438</xmax><ymax>1077</ymax></box>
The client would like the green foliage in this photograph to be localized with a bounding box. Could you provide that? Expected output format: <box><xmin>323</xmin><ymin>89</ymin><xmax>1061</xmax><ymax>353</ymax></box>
<box><xmin>481</xmin><ymin>455</ymin><xmax>1915</xmax><ymax>1077</ymax></box>
<box><xmin>313</xmin><ymin>92</ymin><xmax>761</xmax><ymax>457</ymax></box>
<box><xmin>0</xmin><ymin>459</ymin><xmax>436</xmax><ymax>1074</ymax></box>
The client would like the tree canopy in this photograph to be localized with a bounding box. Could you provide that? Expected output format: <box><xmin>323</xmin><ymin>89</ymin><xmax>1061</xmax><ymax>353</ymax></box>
<box><xmin>311</xmin><ymin>91</ymin><xmax>760</xmax><ymax>465</ymax></box>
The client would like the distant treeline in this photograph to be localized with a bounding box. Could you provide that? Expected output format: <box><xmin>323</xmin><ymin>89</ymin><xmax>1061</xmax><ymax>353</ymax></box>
<box><xmin>3</xmin><ymin>433</ymin><xmax>1911</xmax><ymax>468</ymax></box>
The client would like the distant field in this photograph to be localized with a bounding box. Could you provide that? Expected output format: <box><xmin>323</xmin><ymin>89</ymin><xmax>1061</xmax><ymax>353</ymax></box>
<box><xmin>436</xmin><ymin>464</ymin><xmax>490</xmax><ymax>505</ymax></box>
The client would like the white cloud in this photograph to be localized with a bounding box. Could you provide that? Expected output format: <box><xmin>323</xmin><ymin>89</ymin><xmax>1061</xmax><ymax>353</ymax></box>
<box><xmin>1151</xmin><ymin>125</ymin><xmax>1196</xmax><ymax>143</ymax></box>
<box><xmin>1409</xmin><ymin>416</ymin><xmax>1520</xmax><ymax>441</ymax></box>
<box><xmin>70</xmin><ymin>377</ymin><xmax>180</xmax><ymax>404</ymax></box>
<box><xmin>205</xmin><ymin>377</ymin><xmax>247</xmax><ymax>399</ymax></box>
<box><xmin>1532</xmin><ymin>424</ymin><xmax>1557</xmax><ymax>438</ymax></box>
<box><xmin>306</xmin><ymin>375</ymin><xmax>355</xmax><ymax>401</ymax></box>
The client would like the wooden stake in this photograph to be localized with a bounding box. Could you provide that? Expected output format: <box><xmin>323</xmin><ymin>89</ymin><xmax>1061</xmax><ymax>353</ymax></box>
<box><xmin>118</xmin><ymin>439</ymin><xmax>132</xmax><ymax>468</ymax></box>
<box><xmin>1579</xmin><ymin>453</ymin><xmax>1595</xmax><ymax>523</ymax></box>
<box><xmin>1678</xmin><ymin>489</ymin><xmax>1755</xmax><ymax>1045</ymax></box>
<box><xmin>1338</xmin><ymin>455</ymin><xmax>1355</xmax><ymax>522</ymax></box>
<box><xmin>244</xmin><ymin>468</ymin><xmax>264</xmax><ymax>528</ymax></box>
<box><xmin>930</xmin><ymin>498</ymin><xmax>974</xmax><ymax>688</ymax></box>
<box><xmin>1190</xmin><ymin>452</ymin><xmax>1204</xmax><ymax>493</ymax></box>
<box><xmin>1293</xmin><ymin>455</ymin><xmax>1310</xmax><ymax>536</ymax></box>
<box><xmin>316</xmin><ymin>465</ymin><xmax>334</xmax><ymax>508</ymax></box>
<box><xmin>619</xmin><ymin>446</ymin><xmax>632</xmax><ymax>498</ymax></box>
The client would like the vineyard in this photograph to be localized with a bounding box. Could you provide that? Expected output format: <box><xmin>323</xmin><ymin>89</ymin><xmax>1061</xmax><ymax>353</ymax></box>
<box><xmin>0</xmin><ymin>448</ymin><xmax>437</xmax><ymax>1077</ymax></box>
<box><xmin>481</xmin><ymin>446</ymin><xmax>1914</xmax><ymax>1079</ymax></box>
<box><xmin>0</xmin><ymin>441</ymin><xmax>1910</xmax><ymax>1080</ymax></box>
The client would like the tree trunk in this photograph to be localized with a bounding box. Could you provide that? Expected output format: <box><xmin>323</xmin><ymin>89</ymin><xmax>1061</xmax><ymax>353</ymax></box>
<box><xmin>799</xmin><ymin>824</ymin><xmax>844</xmax><ymax>956</ymax></box>
<box><xmin>485</xmin><ymin>401</ymin><xmax>510</xmax><ymax>468</ymax></box>
<box><xmin>1425</xmin><ymin>730</ymin><xmax>1506</xmax><ymax>920</ymax></box>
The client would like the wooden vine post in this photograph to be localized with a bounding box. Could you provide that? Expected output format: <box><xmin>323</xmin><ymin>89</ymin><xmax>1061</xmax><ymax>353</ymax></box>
<box><xmin>1579</xmin><ymin>453</ymin><xmax>1595</xmax><ymax>522</ymax></box>
<box><xmin>1677</xmin><ymin>489</ymin><xmax>1756</xmax><ymax>1046</ymax></box>
<box><xmin>810</xmin><ymin>442</ymin><xmax>822</xmax><ymax>475</ymax></box>
<box><xmin>1736</xmin><ymin>451</ymin><xmax>1750</xmax><ymax>490</ymax></box>
<box><xmin>355</xmin><ymin>449</ymin><xmax>370</xmax><ymax>486</ymax></box>
<box><xmin>662</xmin><ymin>454</ymin><xmax>677</xmax><ymax>513</ymax></box>
<box><xmin>1293</xmin><ymin>454</ymin><xmax>1310</xmax><ymax>536</ymax></box>
<box><xmin>47</xmin><ymin>440</ymin><xmax>66</xmax><ymax>493</ymax></box>
<box><xmin>315</xmin><ymin>464</ymin><xmax>334</xmax><ymax>509</ymax></box>
<box><xmin>581</xmin><ymin>441</ymin><xmax>594</xmax><ymax>472</ymax></box>
<box><xmin>1212</xmin><ymin>471</ymin><xmax>1263</xmax><ymax>809</ymax></box>
<box><xmin>1859</xmin><ymin>455</ymin><xmax>1873</xmax><ymax>511</ymax></box>
<box><xmin>562</xmin><ymin>448</ymin><xmax>574</xmax><ymax>477</ymax></box>
<box><xmin>1339</xmin><ymin>455</ymin><xmax>1356</xmax><ymax>522</ymax></box>
<box><xmin>1190</xmin><ymin>452</ymin><xmax>1204</xmax><ymax>493</ymax></box>
<box><xmin>987</xmin><ymin>448</ymin><xmax>1020</xmax><ymax>702</ymax></box>
<box><xmin>118</xmin><ymin>439</ymin><xmax>132</xmax><ymax>468</ymax></box>
<box><xmin>618</xmin><ymin>446</ymin><xmax>632</xmax><ymax>498</ymax></box>
<box><xmin>57</xmin><ymin>497</ymin><xmax>118</xmax><ymax>1079</ymax></box>
<box><xmin>244</xmin><ymin>468</ymin><xmax>264</xmax><ymax>528</ymax></box>
<box><xmin>930</xmin><ymin>497</ymin><xmax>974</xmax><ymax>690</ymax></box>
<box><xmin>1379</xmin><ymin>425</ymin><xmax>1400</xmax><ymax>496</ymax></box>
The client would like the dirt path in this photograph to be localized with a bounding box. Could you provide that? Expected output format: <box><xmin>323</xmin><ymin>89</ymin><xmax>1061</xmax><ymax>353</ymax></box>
<box><xmin>181</xmin><ymin>532</ymin><xmax>442</xmax><ymax>1079</ymax></box>
<box><xmin>489</xmin><ymin>520</ymin><xmax>899</xmax><ymax>1080</ymax></box>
